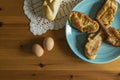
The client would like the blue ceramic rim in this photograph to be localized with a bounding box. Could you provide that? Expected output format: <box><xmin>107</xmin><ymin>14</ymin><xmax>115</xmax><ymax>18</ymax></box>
<box><xmin>66</xmin><ymin>21</ymin><xmax>120</xmax><ymax>64</ymax></box>
<box><xmin>65</xmin><ymin>0</ymin><xmax>120</xmax><ymax>64</ymax></box>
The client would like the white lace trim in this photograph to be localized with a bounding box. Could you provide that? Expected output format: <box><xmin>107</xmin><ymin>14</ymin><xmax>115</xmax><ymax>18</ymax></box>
<box><xmin>23</xmin><ymin>0</ymin><xmax>81</xmax><ymax>35</ymax></box>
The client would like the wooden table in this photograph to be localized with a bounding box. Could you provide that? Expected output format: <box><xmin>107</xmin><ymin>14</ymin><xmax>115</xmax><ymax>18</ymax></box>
<box><xmin>0</xmin><ymin>0</ymin><xmax>120</xmax><ymax>80</ymax></box>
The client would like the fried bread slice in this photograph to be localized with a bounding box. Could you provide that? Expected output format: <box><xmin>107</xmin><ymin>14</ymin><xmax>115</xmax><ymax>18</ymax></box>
<box><xmin>106</xmin><ymin>27</ymin><xmax>120</xmax><ymax>47</ymax></box>
<box><xmin>85</xmin><ymin>33</ymin><xmax>102</xmax><ymax>60</ymax></box>
<box><xmin>97</xmin><ymin>19</ymin><xmax>120</xmax><ymax>47</ymax></box>
<box><xmin>96</xmin><ymin>0</ymin><xmax>118</xmax><ymax>26</ymax></box>
<box><xmin>69</xmin><ymin>11</ymin><xmax>99</xmax><ymax>33</ymax></box>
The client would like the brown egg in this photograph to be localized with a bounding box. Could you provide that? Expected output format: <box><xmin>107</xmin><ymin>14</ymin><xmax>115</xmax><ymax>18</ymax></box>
<box><xmin>43</xmin><ymin>37</ymin><xmax>54</xmax><ymax>51</ymax></box>
<box><xmin>32</xmin><ymin>44</ymin><xmax>44</xmax><ymax>57</ymax></box>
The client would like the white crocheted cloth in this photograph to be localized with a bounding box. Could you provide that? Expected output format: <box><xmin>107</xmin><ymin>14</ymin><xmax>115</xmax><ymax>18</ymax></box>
<box><xmin>23</xmin><ymin>0</ymin><xmax>81</xmax><ymax>35</ymax></box>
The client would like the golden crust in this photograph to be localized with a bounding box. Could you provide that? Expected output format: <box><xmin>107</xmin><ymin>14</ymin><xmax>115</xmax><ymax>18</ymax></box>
<box><xmin>96</xmin><ymin>0</ymin><xmax>118</xmax><ymax>26</ymax></box>
<box><xmin>97</xmin><ymin>19</ymin><xmax>120</xmax><ymax>47</ymax></box>
<box><xmin>85</xmin><ymin>33</ymin><xmax>102</xmax><ymax>60</ymax></box>
<box><xmin>106</xmin><ymin>27</ymin><xmax>120</xmax><ymax>47</ymax></box>
<box><xmin>69</xmin><ymin>11</ymin><xmax>99</xmax><ymax>33</ymax></box>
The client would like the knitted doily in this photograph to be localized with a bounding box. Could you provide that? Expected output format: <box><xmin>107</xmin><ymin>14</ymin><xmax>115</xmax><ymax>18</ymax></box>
<box><xmin>23</xmin><ymin>0</ymin><xmax>81</xmax><ymax>35</ymax></box>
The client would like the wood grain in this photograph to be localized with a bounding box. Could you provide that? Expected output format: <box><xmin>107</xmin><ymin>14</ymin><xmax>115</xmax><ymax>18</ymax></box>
<box><xmin>0</xmin><ymin>71</ymin><xmax>120</xmax><ymax>80</ymax></box>
<box><xmin>0</xmin><ymin>0</ymin><xmax>28</xmax><ymax>24</ymax></box>
<box><xmin>0</xmin><ymin>0</ymin><xmax>120</xmax><ymax>80</ymax></box>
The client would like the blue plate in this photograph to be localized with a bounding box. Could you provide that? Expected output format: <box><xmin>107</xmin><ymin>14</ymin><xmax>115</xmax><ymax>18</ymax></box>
<box><xmin>65</xmin><ymin>0</ymin><xmax>120</xmax><ymax>64</ymax></box>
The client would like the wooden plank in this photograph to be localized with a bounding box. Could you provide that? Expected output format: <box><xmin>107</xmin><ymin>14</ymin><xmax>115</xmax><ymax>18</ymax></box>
<box><xmin>0</xmin><ymin>56</ymin><xmax>120</xmax><ymax>71</ymax></box>
<box><xmin>0</xmin><ymin>25</ymin><xmax>120</xmax><ymax>71</ymax></box>
<box><xmin>0</xmin><ymin>0</ymin><xmax>120</xmax><ymax>80</ymax></box>
<box><xmin>0</xmin><ymin>71</ymin><xmax>120</xmax><ymax>80</ymax></box>
<box><xmin>0</xmin><ymin>0</ymin><xmax>29</xmax><ymax>24</ymax></box>
<box><xmin>0</xmin><ymin>16</ymin><xmax>29</xmax><ymax>24</ymax></box>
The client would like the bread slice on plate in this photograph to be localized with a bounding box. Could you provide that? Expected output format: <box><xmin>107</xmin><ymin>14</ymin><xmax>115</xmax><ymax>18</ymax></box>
<box><xmin>85</xmin><ymin>33</ymin><xmax>102</xmax><ymax>60</ymax></box>
<box><xmin>105</xmin><ymin>27</ymin><xmax>120</xmax><ymax>47</ymax></box>
<box><xmin>69</xmin><ymin>11</ymin><xmax>99</xmax><ymax>33</ymax></box>
<box><xmin>96</xmin><ymin>0</ymin><xmax>118</xmax><ymax>26</ymax></box>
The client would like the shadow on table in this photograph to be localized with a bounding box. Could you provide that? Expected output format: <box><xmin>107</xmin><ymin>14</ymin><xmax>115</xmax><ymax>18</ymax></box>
<box><xmin>19</xmin><ymin>37</ymin><xmax>44</xmax><ymax>56</ymax></box>
<box><xmin>53</xmin><ymin>28</ymin><xmax>88</xmax><ymax>63</ymax></box>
